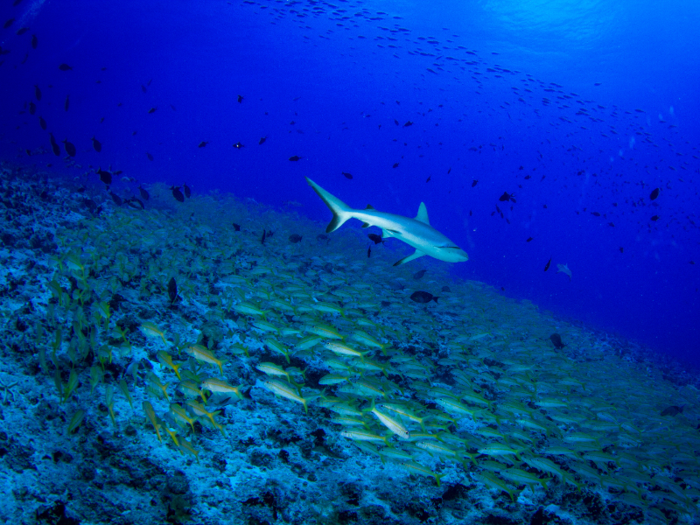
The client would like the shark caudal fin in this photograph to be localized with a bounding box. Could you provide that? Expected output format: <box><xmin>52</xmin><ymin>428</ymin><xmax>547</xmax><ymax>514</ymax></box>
<box><xmin>306</xmin><ymin>177</ymin><xmax>354</xmax><ymax>233</ymax></box>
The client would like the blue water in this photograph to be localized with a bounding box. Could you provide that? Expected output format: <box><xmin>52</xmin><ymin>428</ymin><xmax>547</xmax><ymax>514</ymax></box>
<box><xmin>1</xmin><ymin>0</ymin><xmax>698</xmax><ymax>367</ymax></box>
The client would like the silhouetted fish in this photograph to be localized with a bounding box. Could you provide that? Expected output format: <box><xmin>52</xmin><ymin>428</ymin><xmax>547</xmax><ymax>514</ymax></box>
<box><xmin>96</xmin><ymin>168</ymin><xmax>112</xmax><ymax>186</ymax></box>
<box><xmin>168</xmin><ymin>277</ymin><xmax>179</xmax><ymax>305</ymax></box>
<box><xmin>139</xmin><ymin>186</ymin><xmax>150</xmax><ymax>200</ymax></box>
<box><xmin>92</xmin><ymin>137</ymin><xmax>102</xmax><ymax>152</ymax></box>
<box><xmin>413</xmin><ymin>269</ymin><xmax>427</xmax><ymax>280</ymax></box>
<box><xmin>660</xmin><ymin>405</ymin><xmax>684</xmax><ymax>417</ymax></box>
<box><xmin>28</xmin><ymin>101</ymin><xmax>36</xmax><ymax>115</ymax></box>
<box><xmin>259</xmin><ymin>137</ymin><xmax>267</xmax><ymax>145</ymax></box>
<box><xmin>63</xmin><ymin>139</ymin><xmax>76</xmax><ymax>157</ymax></box>
<box><xmin>198</xmin><ymin>141</ymin><xmax>208</xmax><ymax>148</ymax></box>
<box><xmin>38</xmin><ymin>116</ymin><xmax>47</xmax><ymax>130</ymax></box>
<box><xmin>471</xmin><ymin>180</ymin><xmax>478</xmax><ymax>187</ymax></box>
<box><xmin>237</xmin><ymin>95</ymin><xmax>244</xmax><ymax>103</ymax></box>
<box><xmin>109</xmin><ymin>192</ymin><xmax>123</xmax><ymax>206</ymax></box>
<box><xmin>392</xmin><ymin>163</ymin><xmax>399</xmax><ymax>168</ymax></box>
<box><xmin>49</xmin><ymin>133</ymin><xmax>60</xmax><ymax>156</ymax></box>
<box><xmin>342</xmin><ymin>172</ymin><xmax>353</xmax><ymax>179</ymax></box>
<box><xmin>34</xmin><ymin>85</ymin><xmax>41</xmax><ymax>101</ymax></box>
<box><xmin>125</xmin><ymin>198</ymin><xmax>145</xmax><ymax>210</ymax></box>
<box><xmin>289</xmin><ymin>155</ymin><xmax>301</xmax><ymax>161</ymax></box>
<box><xmin>544</xmin><ymin>257</ymin><xmax>552</xmax><ymax>272</ymax></box>
<box><xmin>171</xmin><ymin>186</ymin><xmax>184</xmax><ymax>202</ymax></box>
<box><xmin>58</xmin><ymin>63</ymin><xmax>72</xmax><ymax>71</ymax></box>
<box><xmin>232</xmin><ymin>223</ymin><xmax>240</xmax><ymax>231</ymax></box>
<box><xmin>368</xmin><ymin>233</ymin><xmax>383</xmax><ymax>244</ymax></box>
<box><xmin>651</xmin><ymin>215</ymin><xmax>660</xmax><ymax>221</ymax></box>
<box><xmin>16</xmin><ymin>27</ymin><xmax>29</xmax><ymax>36</ymax></box>
<box><xmin>233</xmin><ymin>142</ymin><xmax>244</xmax><ymax>149</ymax></box>
<box><xmin>410</xmin><ymin>291</ymin><xmax>438</xmax><ymax>304</ymax></box>
<box><xmin>183</xmin><ymin>184</ymin><xmax>191</xmax><ymax>198</ymax></box>
<box><xmin>526</xmin><ymin>237</ymin><xmax>533</xmax><ymax>242</ymax></box>
<box><xmin>3</xmin><ymin>19</ymin><xmax>15</xmax><ymax>29</ymax></box>
<box><xmin>148</xmin><ymin>107</ymin><xmax>156</xmax><ymax>114</ymax></box>
<box><xmin>146</xmin><ymin>152</ymin><xmax>154</xmax><ymax>161</ymax></box>
<box><xmin>31</xmin><ymin>34</ymin><xmax>37</xmax><ymax>49</ymax></box>
<box><xmin>499</xmin><ymin>191</ymin><xmax>516</xmax><ymax>203</ymax></box>
<box><xmin>289</xmin><ymin>234</ymin><xmax>302</xmax><ymax>243</ymax></box>
<box><xmin>650</xmin><ymin>188</ymin><xmax>660</xmax><ymax>200</ymax></box>
<box><xmin>549</xmin><ymin>333</ymin><xmax>565</xmax><ymax>349</ymax></box>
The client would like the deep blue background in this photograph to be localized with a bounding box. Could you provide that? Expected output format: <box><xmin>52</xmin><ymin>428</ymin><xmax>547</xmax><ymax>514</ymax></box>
<box><xmin>1</xmin><ymin>0</ymin><xmax>698</xmax><ymax>366</ymax></box>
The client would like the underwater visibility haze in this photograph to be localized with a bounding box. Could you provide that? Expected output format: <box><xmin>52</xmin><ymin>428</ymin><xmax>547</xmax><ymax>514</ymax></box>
<box><xmin>0</xmin><ymin>0</ymin><xmax>699</xmax><ymax>523</ymax></box>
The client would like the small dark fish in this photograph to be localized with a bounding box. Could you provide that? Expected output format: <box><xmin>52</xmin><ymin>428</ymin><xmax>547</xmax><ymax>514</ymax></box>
<box><xmin>660</xmin><ymin>405</ymin><xmax>684</xmax><ymax>417</ymax></box>
<box><xmin>410</xmin><ymin>291</ymin><xmax>438</xmax><ymax>304</ymax></box>
<box><xmin>146</xmin><ymin>152</ymin><xmax>154</xmax><ymax>161</ymax></box>
<box><xmin>426</xmin><ymin>175</ymin><xmax>431</xmax><ymax>183</ymax></box>
<box><xmin>92</xmin><ymin>137</ymin><xmax>102</xmax><ymax>152</ymax></box>
<box><xmin>38</xmin><ymin>116</ymin><xmax>47</xmax><ymax>130</ymax></box>
<box><xmin>237</xmin><ymin>95</ymin><xmax>244</xmax><ymax>103</ymax></box>
<box><xmin>198</xmin><ymin>141</ymin><xmax>208</xmax><ymax>148</ymax></box>
<box><xmin>139</xmin><ymin>186</ymin><xmax>150</xmax><ymax>200</ymax></box>
<box><xmin>367</xmin><ymin>246</ymin><xmax>371</xmax><ymax>258</ymax></box>
<box><xmin>16</xmin><ymin>27</ymin><xmax>29</xmax><ymax>36</ymax></box>
<box><xmin>342</xmin><ymin>172</ymin><xmax>353</xmax><ymax>179</ymax></box>
<box><xmin>64</xmin><ymin>94</ymin><xmax>70</xmax><ymax>111</ymax></box>
<box><xmin>413</xmin><ymin>269</ymin><xmax>427</xmax><ymax>280</ymax></box>
<box><xmin>34</xmin><ymin>84</ymin><xmax>41</xmax><ymax>101</ymax></box>
<box><xmin>97</xmin><ymin>168</ymin><xmax>112</xmax><ymax>186</ymax></box>
<box><xmin>619</xmin><ymin>247</ymin><xmax>624</xmax><ymax>253</ymax></box>
<box><xmin>526</xmin><ymin>237</ymin><xmax>533</xmax><ymax>242</ymax></box>
<box><xmin>148</xmin><ymin>107</ymin><xmax>156</xmax><ymax>114</ymax></box>
<box><xmin>232</xmin><ymin>223</ymin><xmax>241</xmax><ymax>232</ymax></box>
<box><xmin>261</xmin><ymin>230</ymin><xmax>267</xmax><ymax>244</ymax></box>
<box><xmin>471</xmin><ymin>180</ymin><xmax>478</xmax><ymax>187</ymax></box>
<box><xmin>3</xmin><ymin>19</ymin><xmax>15</xmax><ymax>29</ymax></box>
<box><xmin>125</xmin><ymin>197</ymin><xmax>145</xmax><ymax>210</ymax></box>
<box><xmin>392</xmin><ymin>163</ymin><xmax>399</xmax><ymax>168</ymax></box>
<box><xmin>403</xmin><ymin>121</ymin><xmax>413</xmax><ymax>127</ymax></box>
<box><xmin>31</xmin><ymin>34</ymin><xmax>37</xmax><ymax>49</ymax></box>
<box><xmin>590</xmin><ymin>211</ymin><xmax>600</xmax><ymax>217</ymax></box>
<box><xmin>63</xmin><ymin>139</ymin><xmax>76</xmax><ymax>157</ymax></box>
<box><xmin>289</xmin><ymin>155</ymin><xmax>301</xmax><ymax>161</ymax></box>
<box><xmin>549</xmin><ymin>333</ymin><xmax>565</xmax><ymax>349</ymax></box>
<box><xmin>141</xmin><ymin>84</ymin><xmax>147</xmax><ymax>93</ymax></box>
<box><xmin>651</xmin><ymin>215</ymin><xmax>660</xmax><ymax>221</ymax></box>
<box><xmin>49</xmin><ymin>133</ymin><xmax>60</xmax><ymax>156</ymax></box>
<box><xmin>368</xmin><ymin>233</ymin><xmax>383</xmax><ymax>244</ymax></box>
<box><xmin>288</xmin><ymin>234</ymin><xmax>303</xmax><ymax>243</ymax></box>
<box><xmin>58</xmin><ymin>63</ymin><xmax>72</xmax><ymax>71</ymax></box>
<box><xmin>183</xmin><ymin>183</ymin><xmax>191</xmax><ymax>198</ymax></box>
<box><xmin>441</xmin><ymin>286</ymin><xmax>451</xmax><ymax>292</ymax></box>
<box><xmin>544</xmin><ymin>257</ymin><xmax>552</xmax><ymax>272</ymax></box>
<box><xmin>29</xmin><ymin>101</ymin><xmax>36</xmax><ymax>115</ymax></box>
<box><xmin>499</xmin><ymin>191</ymin><xmax>516</xmax><ymax>203</ymax></box>
<box><xmin>167</xmin><ymin>277</ymin><xmax>179</xmax><ymax>305</ymax></box>
<box><xmin>650</xmin><ymin>188</ymin><xmax>660</xmax><ymax>200</ymax></box>
<box><xmin>171</xmin><ymin>186</ymin><xmax>184</xmax><ymax>202</ymax></box>
<box><xmin>232</xmin><ymin>142</ymin><xmax>244</xmax><ymax>149</ymax></box>
<box><xmin>394</xmin><ymin>119</ymin><xmax>399</xmax><ymax>125</ymax></box>
<box><xmin>109</xmin><ymin>192</ymin><xmax>123</xmax><ymax>206</ymax></box>
<box><xmin>259</xmin><ymin>136</ymin><xmax>267</xmax><ymax>145</ymax></box>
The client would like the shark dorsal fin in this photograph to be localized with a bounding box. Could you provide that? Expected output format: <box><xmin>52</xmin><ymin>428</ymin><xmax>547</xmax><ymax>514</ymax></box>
<box><xmin>415</xmin><ymin>202</ymin><xmax>430</xmax><ymax>224</ymax></box>
<box><xmin>365</xmin><ymin>204</ymin><xmax>375</xmax><ymax>209</ymax></box>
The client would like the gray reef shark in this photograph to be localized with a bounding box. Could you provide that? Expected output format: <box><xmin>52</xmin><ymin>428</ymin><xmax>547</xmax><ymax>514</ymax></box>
<box><xmin>306</xmin><ymin>177</ymin><xmax>468</xmax><ymax>266</ymax></box>
<box><xmin>556</xmin><ymin>263</ymin><xmax>572</xmax><ymax>280</ymax></box>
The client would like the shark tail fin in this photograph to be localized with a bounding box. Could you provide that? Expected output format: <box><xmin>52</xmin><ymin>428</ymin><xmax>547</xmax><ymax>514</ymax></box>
<box><xmin>306</xmin><ymin>177</ymin><xmax>354</xmax><ymax>233</ymax></box>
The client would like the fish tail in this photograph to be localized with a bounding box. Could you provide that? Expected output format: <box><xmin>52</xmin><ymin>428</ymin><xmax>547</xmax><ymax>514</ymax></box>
<box><xmin>306</xmin><ymin>177</ymin><xmax>354</xmax><ymax>233</ymax></box>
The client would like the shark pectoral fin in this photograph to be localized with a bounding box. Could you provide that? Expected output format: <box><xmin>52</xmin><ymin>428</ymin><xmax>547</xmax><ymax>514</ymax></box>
<box><xmin>382</xmin><ymin>228</ymin><xmax>398</xmax><ymax>239</ymax></box>
<box><xmin>361</xmin><ymin>222</ymin><xmax>371</xmax><ymax>228</ymax></box>
<box><xmin>393</xmin><ymin>250</ymin><xmax>426</xmax><ymax>266</ymax></box>
<box><xmin>415</xmin><ymin>202</ymin><xmax>430</xmax><ymax>225</ymax></box>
